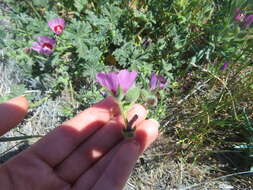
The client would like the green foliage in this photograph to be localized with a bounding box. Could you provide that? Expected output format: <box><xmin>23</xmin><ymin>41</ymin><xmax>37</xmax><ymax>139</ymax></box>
<box><xmin>32</xmin><ymin>0</ymin><xmax>49</xmax><ymax>7</ymax></box>
<box><xmin>74</xmin><ymin>0</ymin><xmax>88</xmax><ymax>12</ymax></box>
<box><xmin>125</xmin><ymin>87</ymin><xmax>141</xmax><ymax>104</ymax></box>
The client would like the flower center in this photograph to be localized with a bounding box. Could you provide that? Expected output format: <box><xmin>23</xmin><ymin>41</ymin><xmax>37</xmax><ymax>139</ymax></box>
<box><xmin>54</xmin><ymin>25</ymin><xmax>63</xmax><ymax>34</ymax></box>
<box><xmin>238</xmin><ymin>13</ymin><xmax>245</xmax><ymax>20</ymax></box>
<box><xmin>42</xmin><ymin>43</ymin><xmax>53</xmax><ymax>51</ymax></box>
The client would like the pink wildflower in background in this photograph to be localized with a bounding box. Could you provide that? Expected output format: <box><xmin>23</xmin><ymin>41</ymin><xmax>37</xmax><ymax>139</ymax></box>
<box><xmin>234</xmin><ymin>8</ymin><xmax>253</xmax><ymax>27</ymax></box>
<box><xmin>96</xmin><ymin>70</ymin><xmax>137</xmax><ymax>95</ymax></box>
<box><xmin>149</xmin><ymin>72</ymin><xmax>167</xmax><ymax>90</ymax></box>
<box><xmin>48</xmin><ymin>18</ymin><xmax>65</xmax><ymax>35</ymax></box>
<box><xmin>220</xmin><ymin>62</ymin><xmax>232</xmax><ymax>72</ymax></box>
<box><xmin>31</xmin><ymin>36</ymin><xmax>56</xmax><ymax>54</ymax></box>
<box><xmin>243</xmin><ymin>14</ymin><xmax>253</xmax><ymax>26</ymax></box>
<box><xmin>234</xmin><ymin>8</ymin><xmax>245</xmax><ymax>22</ymax></box>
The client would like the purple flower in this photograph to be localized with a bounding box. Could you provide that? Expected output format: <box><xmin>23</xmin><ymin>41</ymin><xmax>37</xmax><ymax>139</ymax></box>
<box><xmin>220</xmin><ymin>62</ymin><xmax>232</xmax><ymax>72</ymax></box>
<box><xmin>96</xmin><ymin>70</ymin><xmax>137</xmax><ymax>95</ymax></box>
<box><xmin>149</xmin><ymin>72</ymin><xmax>167</xmax><ymax>90</ymax></box>
<box><xmin>48</xmin><ymin>18</ymin><xmax>65</xmax><ymax>35</ymax></box>
<box><xmin>234</xmin><ymin>8</ymin><xmax>245</xmax><ymax>22</ymax></box>
<box><xmin>31</xmin><ymin>36</ymin><xmax>56</xmax><ymax>54</ymax></box>
<box><xmin>242</xmin><ymin>14</ymin><xmax>253</xmax><ymax>26</ymax></box>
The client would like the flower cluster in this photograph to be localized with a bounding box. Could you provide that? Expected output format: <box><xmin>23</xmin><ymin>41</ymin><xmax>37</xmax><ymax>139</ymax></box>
<box><xmin>31</xmin><ymin>18</ymin><xmax>65</xmax><ymax>54</ymax></box>
<box><xmin>234</xmin><ymin>8</ymin><xmax>253</xmax><ymax>27</ymax></box>
<box><xmin>96</xmin><ymin>70</ymin><xmax>167</xmax><ymax>96</ymax></box>
<box><xmin>96</xmin><ymin>69</ymin><xmax>167</xmax><ymax>138</ymax></box>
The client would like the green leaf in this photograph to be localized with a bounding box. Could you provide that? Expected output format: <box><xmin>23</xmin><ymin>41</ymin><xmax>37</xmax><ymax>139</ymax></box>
<box><xmin>125</xmin><ymin>87</ymin><xmax>140</xmax><ymax>103</ymax></box>
<box><xmin>140</xmin><ymin>89</ymin><xmax>150</xmax><ymax>100</ymax></box>
<box><xmin>85</xmin><ymin>47</ymin><xmax>102</xmax><ymax>64</ymax></box>
<box><xmin>0</xmin><ymin>29</ymin><xmax>6</xmax><ymax>39</ymax></box>
<box><xmin>0</xmin><ymin>29</ymin><xmax>5</xmax><ymax>48</ymax></box>
<box><xmin>74</xmin><ymin>0</ymin><xmax>87</xmax><ymax>12</ymax></box>
<box><xmin>32</xmin><ymin>0</ymin><xmax>49</xmax><ymax>7</ymax></box>
<box><xmin>75</xmin><ymin>40</ymin><xmax>88</xmax><ymax>59</ymax></box>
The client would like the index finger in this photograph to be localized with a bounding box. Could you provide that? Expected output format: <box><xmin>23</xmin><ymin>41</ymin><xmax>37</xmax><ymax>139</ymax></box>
<box><xmin>28</xmin><ymin>96</ymin><xmax>120</xmax><ymax>167</ymax></box>
<box><xmin>0</xmin><ymin>96</ymin><xmax>29</xmax><ymax>136</ymax></box>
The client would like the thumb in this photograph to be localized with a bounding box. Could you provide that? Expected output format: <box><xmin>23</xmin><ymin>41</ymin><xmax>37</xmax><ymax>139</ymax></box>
<box><xmin>0</xmin><ymin>96</ymin><xmax>29</xmax><ymax>136</ymax></box>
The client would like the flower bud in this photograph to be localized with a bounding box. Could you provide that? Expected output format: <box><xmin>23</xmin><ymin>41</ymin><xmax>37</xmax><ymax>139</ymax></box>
<box><xmin>147</xmin><ymin>96</ymin><xmax>157</xmax><ymax>106</ymax></box>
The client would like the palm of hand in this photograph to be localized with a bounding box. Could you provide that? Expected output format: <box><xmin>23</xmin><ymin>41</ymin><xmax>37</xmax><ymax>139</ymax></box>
<box><xmin>0</xmin><ymin>96</ymin><xmax>158</xmax><ymax>190</ymax></box>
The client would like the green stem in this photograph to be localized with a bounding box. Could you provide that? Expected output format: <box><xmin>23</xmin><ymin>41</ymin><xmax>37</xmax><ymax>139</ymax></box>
<box><xmin>118</xmin><ymin>100</ymin><xmax>128</xmax><ymax>129</ymax></box>
<box><xmin>29</xmin><ymin>95</ymin><xmax>50</xmax><ymax>109</ymax></box>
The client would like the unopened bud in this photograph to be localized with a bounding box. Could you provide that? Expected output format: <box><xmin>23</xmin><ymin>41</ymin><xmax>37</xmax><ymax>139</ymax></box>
<box><xmin>24</xmin><ymin>48</ymin><xmax>31</xmax><ymax>54</ymax></box>
<box><xmin>147</xmin><ymin>96</ymin><xmax>157</xmax><ymax>106</ymax></box>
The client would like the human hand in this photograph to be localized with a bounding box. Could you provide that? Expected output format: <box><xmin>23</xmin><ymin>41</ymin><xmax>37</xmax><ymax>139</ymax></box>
<box><xmin>0</xmin><ymin>96</ymin><xmax>159</xmax><ymax>190</ymax></box>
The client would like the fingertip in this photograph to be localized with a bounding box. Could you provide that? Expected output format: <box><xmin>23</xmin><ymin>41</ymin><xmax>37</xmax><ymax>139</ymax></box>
<box><xmin>93</xmin><ymin>96</ymin><xmax>120</xmax><ymax>116</ymax></box>
<box><xmin>0</xmin><ymin>96</ymin><xmax>29</xmax><ymax>136</ymax></box>
<box><xmin>127</xmin><ymin>104</ymin><xmax>147</xmax><ymax>126</ymax></box>
<box><xmin>147</xmin><ymin>119</ymin><xmax>160</xmax><ymax>128</ymax></box>
<box><xmin>134</xmin><ymin>119</ymin><xmax>159</xmax><ymax>153</ymax></box>
<box><xmin>6</xmin><ymin>96</ymin><xmax>29</xmax><ymax>111</ymax></box>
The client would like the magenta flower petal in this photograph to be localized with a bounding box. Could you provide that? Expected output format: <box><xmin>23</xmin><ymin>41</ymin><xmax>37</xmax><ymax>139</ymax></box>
<box><xmin>149</xmin><ymin>73</ymin><xmax>167</xmax><ymax>90</ymax></box>
<box><xmin>48</xmin><ymin>18</ymin><xmax>65</xmax><ymax>35</ymax></box>
<box><xmin>31</xmin><ymin>42</ymin><xmax>42</xmax><ymax>53</ymax></box>
<box><xmin>31</xmin><ymin>36</ymin><xmax>56</xmax><ymax>54</ymax></box>
<box><xmin>118</xmin><ymin>70</ymin><xmax>138</xmax><ymax>92</ymax></box>
<box><xmin>36</xmin><ymin>36</ymin><xmax>56</xmax><ymax>46</ymax></box>
<box><xmin>150</xmin><ymin>72</ymin><xmax>158</xmax><ymax>90</ymax></box>
<box><xmin>96</xmin><ymin>70</ymin><xmax>138</xmax><ymax>96</ymax></box>
<box><xmin>220</xmin><ymin>62</ymin><xmax>232</xmax><ymax>72</ymax></box>
<box><xmin>243</xmin><ymin>14</ymin><xmax>253</xmax><ymax>26</ymax></box>
<box><xmin>36</xmin><ymin>36</ymin><xmax>49</xmax><ymax>42</ymax></box>
<box><xmin>157</xmin><ymin>75</ymin><xmax>167</xmax><ymax>89</ymax></box>
<box><xmin>96</xmin><ymin>72</ymin><xmax>119</xmax><ymax>94</ymax></box>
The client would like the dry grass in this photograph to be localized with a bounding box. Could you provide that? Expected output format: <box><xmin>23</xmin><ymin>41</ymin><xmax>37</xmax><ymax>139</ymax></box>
<box><xmin>125</xmin><ymin>134</ymin><xmax>253</xmax><ymax>190</ymax></box>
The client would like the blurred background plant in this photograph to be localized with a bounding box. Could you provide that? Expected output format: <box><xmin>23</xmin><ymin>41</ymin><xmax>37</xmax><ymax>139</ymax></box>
<box><xmin>1</xmin><ymin>0</ymin><xmax>253</xmax><ymax>188</ymax></box>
